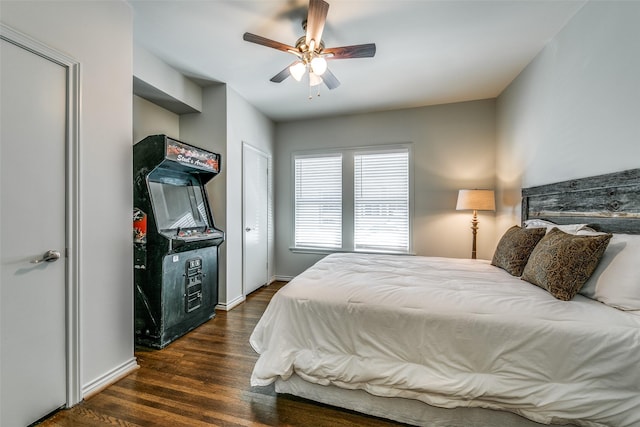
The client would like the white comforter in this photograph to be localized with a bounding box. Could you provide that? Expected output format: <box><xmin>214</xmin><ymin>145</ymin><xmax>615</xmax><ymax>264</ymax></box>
<box><xmin>250</xmin><ymin>253</ymin><xmax>640</xmax><ymax>427</ymax></box>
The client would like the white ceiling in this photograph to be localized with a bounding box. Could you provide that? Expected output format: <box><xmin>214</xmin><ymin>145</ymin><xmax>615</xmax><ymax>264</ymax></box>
<box><xmin>129</xmin><ymin>0</ymin><xmax>585</xmax><ymax>122</ymax></box>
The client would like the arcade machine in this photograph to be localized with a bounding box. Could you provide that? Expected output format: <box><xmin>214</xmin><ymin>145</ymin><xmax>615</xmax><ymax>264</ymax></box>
<box><xmin>133</xmin><ymin>135</ymin><xmax>225</xmax><ymax>349</ymax></box>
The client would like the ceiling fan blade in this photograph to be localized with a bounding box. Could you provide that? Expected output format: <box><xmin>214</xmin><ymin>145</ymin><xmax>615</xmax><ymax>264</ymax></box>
<box><xmin>321</xmin><ymin>68</ymin><xmax>340</xmax><ymax>90</ymax></box>
<box><xmin>243</xmin><ymin>32</ymin><xmax>297</xmax><ymax>53</ymax></box>
<box><xmin>270</xmin><ymin>62</ymin><xmax>299</xmax><ymax>83</ymax></box>
<box><xmin>305</xmin><ymin>0</ymin><xmax>329</xmax><ymax>48</ymax></box>
<box><xmin>324</xmin><ymin>43</ymin><xmax>377</xmax><ymax>59</ymax></box>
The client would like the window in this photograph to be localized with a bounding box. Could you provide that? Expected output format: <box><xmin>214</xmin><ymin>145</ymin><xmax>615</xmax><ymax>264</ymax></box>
<box><xmin>293</xmin><ymin>145</ymin><xmax>412</xmax><ymax>254</ymax></box>
<box><xmin>354</xmin><ymin>149</ymin><xmax>409</xmax><ymax>252</ymax></box>
<box><xmin>294</xmin><ymin>154</ymin><xmax>342</xmax><ymax>249</ymax></box>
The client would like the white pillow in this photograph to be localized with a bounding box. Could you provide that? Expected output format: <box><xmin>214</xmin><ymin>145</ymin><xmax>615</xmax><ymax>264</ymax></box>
<box><xmin>524</xmin><ymin>219</ymin><xmax>592</xmax><ymax>234</ymax></box>
<box><xmin>577</xmin><ymin>232</ymin><xmax>640</xmax><ymax>311</ymax></box>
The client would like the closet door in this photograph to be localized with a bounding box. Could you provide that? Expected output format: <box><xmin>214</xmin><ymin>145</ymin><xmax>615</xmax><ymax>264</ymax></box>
<box><xmin>243</xmin><ymin>143</ymin><xmax>269</xmax><ymax>295</ymax></box>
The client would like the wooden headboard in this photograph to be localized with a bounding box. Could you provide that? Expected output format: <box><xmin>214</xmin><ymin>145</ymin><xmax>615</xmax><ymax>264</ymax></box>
<box><xmin>521</xmin><ymin>168</ymin><xmax>640</xmax><ymax>234</ymax></box>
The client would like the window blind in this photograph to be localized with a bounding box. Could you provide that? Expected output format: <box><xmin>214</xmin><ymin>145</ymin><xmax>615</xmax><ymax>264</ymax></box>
<box><xmin>294</xmin><ymin>154</ymin><xmax>343</xmax><ymax>248</ymax></box>
<box><xmin>354</xmin><ymin>149</ymin><xmax>409</xmax><ymax>252</ymax></box>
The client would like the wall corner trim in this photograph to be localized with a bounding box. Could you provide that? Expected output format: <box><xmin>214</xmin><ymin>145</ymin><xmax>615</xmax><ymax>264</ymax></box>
<box><xmin>82</xmin><ymin>358</ymin><xmax>139</xmax><ymax>400</ymax></box>
<box><xmin>216</xmin><ymin>295</ymin><xmax>246</xmax><ymax>311</ymax></box>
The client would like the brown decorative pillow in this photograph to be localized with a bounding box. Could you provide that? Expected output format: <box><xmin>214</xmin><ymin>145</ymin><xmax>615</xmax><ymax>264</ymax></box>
<box><xmin>491</xmin><ymin>226</ymin><xmax>547</xmax><ymax>276</ymax></box>
<box><xmin>521</xmin><ymin>227</ymin><xmax>613</xmax><ymax>301</ymax></box>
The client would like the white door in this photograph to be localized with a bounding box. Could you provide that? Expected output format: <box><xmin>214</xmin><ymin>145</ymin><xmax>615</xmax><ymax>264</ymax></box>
<box><xmin>243</xmin><ymin>144</ymin><xmax>269</xmax><ymax>295</ymax></box>
<box><xmin>1</xmin><ymin>38</ymin><xmax>68</xmax><ymax>426</ymax></box>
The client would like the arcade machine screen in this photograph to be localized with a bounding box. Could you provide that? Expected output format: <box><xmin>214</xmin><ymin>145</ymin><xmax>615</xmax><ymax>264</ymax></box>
<box><xmin>148</xmin><ymin>178</ymin><xmax>210</xmax><ymax>232</ymax></box>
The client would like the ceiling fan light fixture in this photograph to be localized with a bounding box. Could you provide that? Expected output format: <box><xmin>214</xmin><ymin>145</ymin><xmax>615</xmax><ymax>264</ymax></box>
<box><xmin>243</xmin><ymin>0</ymin><xmax>376</xmax><ymax>94</ymax></box>
<box><xmin>289</xmin><ymin>62</ymin><xmax>306</xmax><ymax>81</ymax></box>
<box><xmin>309</xmin><ymin>71</ymin><xmax>323</xmax><ymax>87</ymax></box>
<box><xmin>310</xmin><ymin>56</ymin><xmax>327</xmax><ymax>75</ymax></box>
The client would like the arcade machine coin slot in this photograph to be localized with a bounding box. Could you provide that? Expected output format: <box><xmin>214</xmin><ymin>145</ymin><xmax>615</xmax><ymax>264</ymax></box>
<box><xmin>185</xmin><ymin>258</ymin><xmax>203</xmax><ymax>313</ymax></box>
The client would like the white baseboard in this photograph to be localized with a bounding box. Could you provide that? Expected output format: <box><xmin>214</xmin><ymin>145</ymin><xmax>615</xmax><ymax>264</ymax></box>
<box><xmin>82</xmin><ymin>357</ymin><xmax>139</xmax><ymax>400</ymax></box>
<box><xmin>216</xmin><ymin>294</ymin><xmax>246</xmax><ymax>311</ymax></box>
<box><xmin>214</xmin><ymin>279</ymin><xmax>289</xmax><ymax>313</ymax></box>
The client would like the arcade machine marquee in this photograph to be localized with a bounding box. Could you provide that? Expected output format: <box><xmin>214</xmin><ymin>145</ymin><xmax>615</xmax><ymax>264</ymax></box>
<box><xmin>134</xmin><ymin>135</ymin><xmax>224</xmax><ymax>349</ymax></box>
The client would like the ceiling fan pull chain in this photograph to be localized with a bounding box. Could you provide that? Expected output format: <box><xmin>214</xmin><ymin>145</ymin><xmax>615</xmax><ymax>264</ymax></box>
<box><xmin>308</xmin><ymin>73</ymin><xmax>322</xmax><ymax>100</ymax></box>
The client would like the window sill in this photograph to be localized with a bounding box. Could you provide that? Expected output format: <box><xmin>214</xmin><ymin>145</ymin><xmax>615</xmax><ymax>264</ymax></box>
<box><xmin>289</xmin><ymin>247</ymin><xmax>346</xmax><ymax>255</ymax></box>
<box><xmin>289</xmin><ymin>247</ymin><xmax>415</xmax><ymax>256</ymax></box>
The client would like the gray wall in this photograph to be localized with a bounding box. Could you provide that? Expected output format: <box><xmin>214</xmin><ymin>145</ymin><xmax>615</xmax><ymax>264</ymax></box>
<box><xmin>226</xmin><ymin>88</ymin><xmax>275</xmax><ymax>300</ymax></box>
<box><xmin>180</xmin><ymin>85</ymin><xmax>275</xmax><ymax>307</ymax></box>
<box><xmin>275</xmin><ymin>99</ymin><xmax>497</xmax><ymax>278</ymax></box>
<box><xmin>133</xmin><ymin>43</ymin><xmax>202</xmax><ymax>113</ymax></box>
<box><xmin>180</xmin><ymin>85</ymin><xmax>229</xmax><ymax>300</ymax></box>
<box><xmin>1</xmin><ymin>0</ymin><xmax>135</xmax><ymax>394</ymax></box>
<box><xmin>133</xmin><ymin>95</ymin><xmax>180</xmax><ymax>143</ymax></box>
<box><xmin>496</xmin><ymin>0</ymin><xmax>640</xmax><ymax>233</ymax></box>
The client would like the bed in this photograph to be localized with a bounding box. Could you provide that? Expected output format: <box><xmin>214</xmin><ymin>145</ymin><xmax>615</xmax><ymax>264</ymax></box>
<box><xmin>250</xmin><ymin>169</ymin><xmax>640</xmax><ymax>427</ymax></box>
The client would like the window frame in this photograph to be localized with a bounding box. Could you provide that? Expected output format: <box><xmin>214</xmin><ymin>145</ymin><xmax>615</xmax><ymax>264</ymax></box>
<box><xmin>290</xmin><ymin>143</ymin><xmax>414</xmax><ymax>255</ymax></box>
<box><xmin>353</xmin><ymin>147</ymin><xmax>411</xmax><ymax>253</ymax></box>
<box><xmin>292</xmin><ymin>152</ymin><xmax>343</xmax><ymax>250</ymax></box>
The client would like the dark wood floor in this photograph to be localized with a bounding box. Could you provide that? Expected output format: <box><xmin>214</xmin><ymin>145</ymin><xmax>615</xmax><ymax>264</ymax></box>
<box><xmin>40</xmin><ymin>281</ymin><xmax>404</xmax><ymax>426</ymax></box>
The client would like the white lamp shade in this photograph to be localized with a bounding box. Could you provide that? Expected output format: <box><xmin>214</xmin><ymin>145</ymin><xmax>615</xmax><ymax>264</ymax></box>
<box><xmin>309</xmin><ymin>71</ymin><xmax>323</xmax><ymax>87</ymax></box>
<box><xmin>456</xmin><ymin>189</ymin><xmax>495</xmax><ymax>211</ymax></box>
<box><xmin>289</xmin><ymin>62</ymin><xmax>306</xmax><ymax>81</ymax></box>
<box><xmin>310</xmin><ymin>56</ymin><xmax>327</xmax><ymax>75</ymax></box>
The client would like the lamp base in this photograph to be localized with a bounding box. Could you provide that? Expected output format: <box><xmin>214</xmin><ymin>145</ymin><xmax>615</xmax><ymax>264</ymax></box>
<box><xmin>470</xmin><ymin>210</ymin><xmax>479</xmax><ymax>260</ymax></box>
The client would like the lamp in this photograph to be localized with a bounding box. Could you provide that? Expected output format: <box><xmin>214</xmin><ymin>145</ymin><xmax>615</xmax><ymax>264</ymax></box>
<box><xmin>289</xmin><ymin>62</ymin><xmax>306</xmax><ymax>81</ymax></box>
<box><xmin>309</xmin><ymin>71</ymin><xmax>323</xmax><ymax>87</ymax></box>
<box><xmin>456</xmin><ymin>189</ymin><xmax>495</xmax><ymax>259</ymax></box>
<box><xmin>310</xmin><ymin>56</ymin><xmax>327</xmax><ymax>75</ymax></box>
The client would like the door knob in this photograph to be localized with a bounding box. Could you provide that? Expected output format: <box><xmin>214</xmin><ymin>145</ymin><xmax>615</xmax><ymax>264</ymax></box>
<box><xmin>245</xmin><ymin>227</ymin><xmax>252</xmax><ymax>232</ymax></box>
<box><xmin>31</xmin><ymin>250</ymin><xmax>61</xmax><ymax>264</ymax></box>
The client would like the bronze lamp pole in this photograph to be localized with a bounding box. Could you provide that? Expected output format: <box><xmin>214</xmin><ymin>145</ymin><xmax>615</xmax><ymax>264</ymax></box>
<box><xmin>456</xmin><ymin>189</ymin><xmax>495</xmax><ymax>259</ymax></box>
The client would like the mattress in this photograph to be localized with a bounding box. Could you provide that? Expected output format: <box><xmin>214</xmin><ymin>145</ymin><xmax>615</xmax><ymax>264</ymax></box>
<box><xmin>250</xmin><ymin>253</ymin><xmax>640</xmax><ymax>426</ymax></box>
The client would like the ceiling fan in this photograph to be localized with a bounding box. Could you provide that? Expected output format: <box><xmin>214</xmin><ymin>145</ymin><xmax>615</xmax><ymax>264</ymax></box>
<box><xmin>243</xmin><ymin>0</ymin><xmax>376</xmax><ymax>92</ymax></box>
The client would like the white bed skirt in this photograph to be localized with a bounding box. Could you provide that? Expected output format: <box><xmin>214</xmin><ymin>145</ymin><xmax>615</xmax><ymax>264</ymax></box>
<box><xmin>275</xmin><ymin>374</ymin><xmax>576</xmax><ymax>427</ymax></box>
